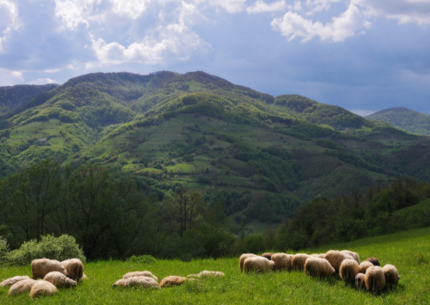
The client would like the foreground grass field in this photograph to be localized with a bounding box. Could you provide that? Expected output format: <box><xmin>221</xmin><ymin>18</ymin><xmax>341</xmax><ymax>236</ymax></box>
<box><xmin>1</xmin><ymin>228</ymin><xmax>430</xmax><ymax>304</ymax></box>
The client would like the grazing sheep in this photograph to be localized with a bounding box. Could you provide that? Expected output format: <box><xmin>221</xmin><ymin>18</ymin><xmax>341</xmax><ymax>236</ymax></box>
<box><xmin>382</xmin><ymin>264</ymin><xmax>400</xmax><ymax>290</ymax></box>
<box><xmin>304</xmin><ymin>257</ymin><xmax>335</xmax><ymax>278</ymax></box>
<box><xmin>43</xmin><ymin>271</ymin><xmax>76</xmax><ymax>288</ymax></box>
<box><xmin>365</xmin><ymin>257</ymin><xmax>380</xmax><ymax>266</ymax></box>
<box><xmin>0</xmin><ymin>275</ymin><xmax>30</xmax><ymax>288</ymax></box>
<box><xmin>291</xmin><ymin>254</ymin><xmax>310</xmax><ymax>271</ymax></box>
<box><xmin>271</xmin><ymin>253</ymin><xmax>292</xmax><ymax>272</ymax></box>
<box><xmin>123</xmin><ymin>271</ymin><xmax>158</xmax><ymax>282</ymax></box>
<box><xmin>159</xmin><ymin>276</ymin><xmax>187</xmax><ymax>288</ymax></box>
<box><xmin>359</xmin><ymin>261</ymin><xmax>374</xmax><ymax>274</ymax></box>
<box><xmin>324</xmin><ymin>250</ymin><xmax>353</xmax><ymax>273</ymax></box>
<box><xmin>29</xmin><ymin>280</ymin><xmax>57</xmax><ymax>298</ymax></box>
<box><xmin>355</xmin><ymin>273</ymin><xmax>366</xmax><ymax>290</ymax></box>
<box><xmin>340</xmin><ymin>250</ymin><xmax>360</xmax><ymax>264</ymax></box>
<box><xmin>261</xmin><ymin>253</ymin><xmax>273</xmax><ymax>260</ymax></box>
<box><xmin>187</xmin><ymin>271</ymin><xmax>225</xmax><ymax>278</ymax></box>
<box><xmin>113</xmin><ymin>276</ymin><xmax>160</xmax><ymax>289</ymax></box>
<box><xmin>32</xmin><ymin>258</ymin><xmax>68</xmax><ymax>279</ymax></box>
<box><xmin>310</xmin><ymin>254</ymin><xmax>326</xmax><ymax>259</ymax></box>
<box><xmin>239</xmin><ymin>253</ymin><xmax>257</xmax><ymax>272</ymax></box>
<box><xmin>81</xmin><ymin>273</ymin><xmax>88</xmax><ymax>280</ymax></box>
<box><xmin>61</xmin><ymin>258</ymin><xmax>84</xmax><ymax>282</ymax></box>
<box><xmin>365</xmin><ymin>266</ymin><xmax>386</xmax><ymax>293</ymax></box>
<box><xmin>243</xmin><ymin>256</ymin><xmax>275</xmax><ymax>273</ymax></box>
<box><xmin>8</xmin><ymin>279</ymin><xmax>36</xmax><ymax>296</ymax></box>
<box><xmin>339</xmin><ymin>259</ymin><xmax>360</xmax><ymax>285</ymax></box>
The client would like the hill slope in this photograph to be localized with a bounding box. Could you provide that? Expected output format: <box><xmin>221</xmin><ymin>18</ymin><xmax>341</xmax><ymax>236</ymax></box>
<box><xmin>366</xmin><ymin>107</ymin><xmax>430</xmax><ymax>135</ymax></box>
<box><xmin>0</xmin><ymin>71</ymin><xmax>429</xmax><ymax>226</ymax></box>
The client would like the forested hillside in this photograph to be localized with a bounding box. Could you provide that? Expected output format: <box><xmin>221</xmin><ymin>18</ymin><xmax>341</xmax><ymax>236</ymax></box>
<box><xmin>366</xmin><ymin>107</ymin><xmax>430</xmax><ymax>135</ymax></box>
<box><xmin>0</xmin><ymin>71</ymin><xmax>429</xmax><ymax>229</ymax></box>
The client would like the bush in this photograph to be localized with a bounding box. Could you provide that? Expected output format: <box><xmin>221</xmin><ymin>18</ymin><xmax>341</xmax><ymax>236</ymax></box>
<box><xmin>126</xmin><ymin>255</ymin><xmax>157</xmax><ymax>264</ymax></box>
<box><xmin>0</xmin><ymin>236</ymin><xmax>8</xmax><ymax>263</ymax></box>
<box><xmin>3</xmin><ymin>234</ymin><xmax>86</xmax><ymax>266</ymax></box>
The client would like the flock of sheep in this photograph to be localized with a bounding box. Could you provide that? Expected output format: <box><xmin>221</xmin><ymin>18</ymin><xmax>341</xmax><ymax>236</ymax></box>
<box><xmin>0</xmin><ymin>249</ymin><xmax>399</xmax><ymax>299</ymax></box>
<box><xmin>240</xmin><ymin>250</ymin><xmax>400</xmax><ymax>293</ymax></box>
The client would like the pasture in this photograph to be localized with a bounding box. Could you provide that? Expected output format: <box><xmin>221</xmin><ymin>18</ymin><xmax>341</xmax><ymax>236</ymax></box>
<box><xmin>1</xmin><ymin>227</ymin><xmax>429</xmax><ymax>304</ymax></box>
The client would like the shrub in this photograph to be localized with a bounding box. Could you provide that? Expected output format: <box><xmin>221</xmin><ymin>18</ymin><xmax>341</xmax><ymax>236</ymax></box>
<box><xmin>126</xmin><ymin>255</ymin><xmax>157</xmax><ymax>264</ymax></box>
<box><xmin>3</xmin><ymin>234</ymin><xmax>86</xmax><ymax>266</ymax></box>
<box><xmin>0</xmin><ymin>236</ymin><xmax>8</xmax><ymax>263</ymax></box>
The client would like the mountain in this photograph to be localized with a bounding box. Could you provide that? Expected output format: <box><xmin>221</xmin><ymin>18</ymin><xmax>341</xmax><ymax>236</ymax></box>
<box><xmin>366</xmin><ymin>107</ymin><xmax>430</xmax><ymax>136</ymax></box>
<box><xmin>0</xmin><ymin>71</ymin><xmax>429</xmax><ymax>227</ymax></box>
<box><xmin>0</xmin><ymin>83</ymin><xmax>59</xmax><ymax>116</ymax></box>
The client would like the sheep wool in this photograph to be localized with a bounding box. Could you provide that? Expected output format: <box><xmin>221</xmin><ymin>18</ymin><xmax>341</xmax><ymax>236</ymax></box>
<box><xmin>187</xmin><ymin>271</ymin><xmax>225</xmax><ymax>278</ymax></box>
<box><xmin>365</xmin><ymin>266</ymin><xmax>386</xmax><ymax>293</ymax></box>
<box><xmin>61</xmin><ymin>258</ymin><xmax>84</xmax><ymax>282</ymax></box>
<box><xmin>359</xmin><ymin>261</ymin><xmax>374</xmax><ymax>274</ymax></box>
<box><xmin>0</xmin><ymin>275</ymin><xmax>30</xmax><ymax>288</ymax></box>
<box><xmin>32</xmin><ymin>258</ymin><xmax>68</xmax><ymax>279</ymax></box>
<box><xmin>123</xmin><ymin>271</ymin><xmax>158</xmax><ymax>282</ymax></box>
<box><xmin>159</xmin><ymin>276</ymin><xmax>187</xmax><ymax>288</ymax></box>
<box><xmin>8</xmin><ymin>279</ymin><xmax>36</xmax><ymax>296</ymax></box>
<box><xmin>304</xmin><ymin>257</ymin><xmax>335</xmax><ymax>278</ymax></box>
<box><xmin>324</xmin><ymin>250</ymin><xmax>352</xmax><ymax>273</ymax></box>
<box><xmin>81</xmin><ymin>273</ymin><xmax>88</xmax><ymax>280</ymax></box>
<box><xmin>310</xmin><ymin>254</ymin><xmax>326</xmax><ymax>259</ymax></box>
<box><xmin>339</xmin><ymin>259</ymin><xmax>360</xmax><ymax>285</ymax></box>
<box><xmin>340</xmin><ymin>250</ymin><xmax>361</xmax><ymax>264</ymax></box>
<box><xmin>261</xmin><ymin>253</ymin><xmax>273</xmax><ymax>260</ymax></box>
<box><xmin>43</xmin><ymin>271</ymin><xmax>76</xmax><ymax>288</ymax></box>
<box><xmin>382</xmin><ymin>264</ymin><xmax>400</xmax><ymax>290</ymax></box>
<box><xmin>243</xmin><ymin>256</ymin><xmax>275</xmax><ymax>273</ymax></box>
<box><xmin>239</xmin><ymin>253</ymin><xmax>257</xmax><ymax>272</ymax></box>
<box><xmin>365</xmin><ymin>257</ymin><xmax>380</xmax><ymax>266</ymax></box>
<box><xmin>355</xmin><ymin>273</ymin><xmax>366</xmax><ymax>290</ymax></box>
<box><xmin>291</xmin><ymin>254</ymin><xmax>310</xmax><ymax>271</ymax></box>
<box><xmin>271</xmin><ymin>253</ymin><xmax>292</xmax><ymax>272</ymax></box>
<box><xmin>29</xmin><ymin>280</ymin><xmax>57</xmax><ymax>299</ymax></box>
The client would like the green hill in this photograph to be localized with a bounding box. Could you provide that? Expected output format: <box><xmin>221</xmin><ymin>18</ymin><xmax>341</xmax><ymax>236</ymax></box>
<box><xmin>366</xmin><ymin>107</ymin><xmax>430</xmax><ymax>135</ymax></box>
<box><xmin>0</xmin><ymin>71</ymin><xmax>429</xmax><ymax>226</ymax></box>
<box><xmin>1</xmin><ymin>227</ymin><xmax>429</xmax><ymax>304</ymax></box>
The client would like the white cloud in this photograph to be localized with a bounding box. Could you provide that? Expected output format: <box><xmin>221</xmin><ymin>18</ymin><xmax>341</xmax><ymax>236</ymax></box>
<box><xmin>0</xmin><ymin>68</ymin><xmax>24</xmax><ymax>85</ymax></box>
<box><xmin>0</xmin><ymin>0</ymin><xmax>21</xmax><ymax>52</ymax></box>
<box><xmin>305</xmin><ymin>0</ymin><xmax>341</xmax><ymax>13</ymax></box>
<box><xmin>26</xmin><ymin>78</ymin><xmax>59</xmax><ymax>85</ymax></box>
<box><xmin>247</xmin><ymin>1</ymin><xmax>286</xmax><ymax>14</ymax></box>
<box><xmin>350</xmin><ymin>109</ymin><xmax>375</xmax><ymax>116</ymax></box>
<box><xmin>271</xmin><ymin>4</ymin><xmax>370</xmax><ymax>42</ymax></box>
<box><xmin>195</xmin><ymin>0</ymin><xmax>247</xmax><ymax>13</ymax></box>
<box><xmin>354</xmin><ymin>0</ymin><xmax>430</xmax><ymax>25</ymax></box>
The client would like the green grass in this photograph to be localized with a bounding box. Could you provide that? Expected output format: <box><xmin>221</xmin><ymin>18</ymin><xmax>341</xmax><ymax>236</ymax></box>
<box><xmin>1</xmin><ymin>228</ymin><xmax>429</xmax><ymax>304</ymax></box>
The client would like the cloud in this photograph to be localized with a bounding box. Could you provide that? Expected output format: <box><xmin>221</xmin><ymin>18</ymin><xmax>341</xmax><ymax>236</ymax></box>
<box><xmin>350</xmin><ymin>109</ymin><xmax>375</xmax><ymax>116</ymax></box>
<box><xmin>0</xmin><ymin>68</ymin><xmax>24</xmax><ymax>85</ymax></box>
<box><xmin>247</xmin><ymin>1</ymin><xmax>286</xmax><ymax>14</ymax></box>
<box><xmin>26</xmin><ymin>78</ymin><xmax>59</xmax><ymax>85</ymax></box>
<box><xmin>271</xmin><ymin>4</ymin><xmax>371</xmax><ymax>42</ymax></box>
<box><xmin>196</xmin><ymin>0</ymin><xmax>247</xmax><ymax>13</ymax></box>
<box><xmin>0</xmin><ymin>0</ymin><xmax>21</xmax><ymax>52</ymax></box>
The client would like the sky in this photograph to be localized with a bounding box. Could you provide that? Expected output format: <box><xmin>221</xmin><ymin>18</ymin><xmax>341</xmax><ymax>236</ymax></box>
<box><xmin>0</xmin><ymin>0</ymin><xmax>429</xmax><ymax>115</ymax></box>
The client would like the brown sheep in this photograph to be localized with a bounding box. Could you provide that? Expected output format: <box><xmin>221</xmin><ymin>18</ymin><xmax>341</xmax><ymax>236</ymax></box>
<box><xmin>32</xmin><ymin>258</ymin><xmax>68</xmax><ymax>279</ymax></box>
<box><xmin>291</xmin><ymin>254</ymin><xmax>310</xmax><ymax>271</ymax></box>
<box><xmin>61</xmin><ymin>258</ymin><xmax>84</xmax><ymax>282</ymax></box>
<box><xmin>355</xmin><ymin>273</ymin><xmax>366</xmax><ymax>290</ymax></box>
<box><xmin>113</xmin><ymin>276</ymin><xmax>160</xmax><ymax>289</ymax></box>
<box><xmin>239</xmin><ymin>253</ymin><xmax>257</xmax><ymax>272</ymax></box>
<box><xmin>365</xmin><ymin>266</ymin><xmax>386</xmax><ymax>293</ymax></box>
<box><xmin>261</xmin><ymin>252</ymin><xmax>273</xmax><ymax>260</ymax></box>
<box><xmin>340</xmin><ymin>250</ymin><xmax>361</xmax><ymax>264</ymax></box>
<box><xmin>382</xmin><ymin>264</ymin><xmax>400</xmax><ymax>290</ymax></box>
<box><xmin>43</xmin><ymin>271</ymin><xmax>76</xmax><ymax>288</ymax></box>
<box><xmin>123</xmin><ymin>271</ymin><xmax>158</xmax><ymax>282</ymax></box>
<box><xmin>310</xmin><ymin>254</ymin><xmax>326</xmax><ymax>259</ymax></box>
<box><xmin>29</xmin><ymin>280</ymin><xmax>57</xmax><ymax>298</ymax></box>
<box><xmin>243</xmin><ymin>256</ymin><xmax>275</xmax><ymax>273</ymax></box>
<box><xmin>365</xmin><ymin>257</ymin><xmax>380</xmax><ymax>266</ymax></box>
<box><xmin>81</xmin><ymin>273</ymin><xmax>88</xmax><ymax>280</ymax></box>
<box><xmin>271</xmin><ymin>253</ymin><xmax>292</xmax><ymax>272</ymax></box>
<box><xmin>304</xmin><ymin>257</ymin><xmax>335</xmax><ymax>278</ymax></box>
<box><xmin>359</xmin><ymin>261</ymin><xmax>373</xmax><ymax>274</ymax></box>
<box><xmin>8</xmin><ymin>279</ymin><xmax>36</xmax><ymax>296</ymax></box>
<box><xmin>324</xmin><ymin>250</ymin><xmax>353</xmax><ymax>273</ymax></box>
<box><xmin>187</xmin><ymin>271</ymin><xmax>225</xmax><ymax>278</ymax></box>
<box><xmin>159</xmin><ymin>276</ymin><xmax>187</xmax><ymax>288</ymax></box>
<box><xmin>339</xmin><ymin>259</ymin><xmax>360</xmax><ymax>286</ymax></box>
<box><xmin>0</xmin><ymin>275</ymin><xmax>30</xmax><ymax>288</ymax></box>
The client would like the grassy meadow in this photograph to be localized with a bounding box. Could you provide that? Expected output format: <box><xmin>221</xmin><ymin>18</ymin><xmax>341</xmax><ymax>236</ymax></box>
<box><xmin>1</xmin><ymin>227</ymin><xmax>429</xmax><ymax>304</ymax></box>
